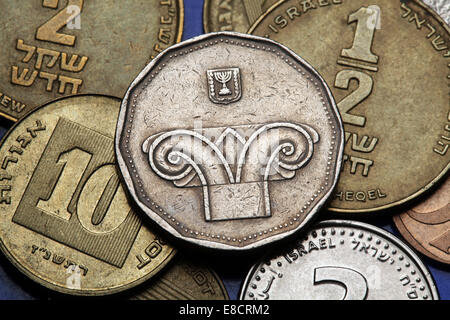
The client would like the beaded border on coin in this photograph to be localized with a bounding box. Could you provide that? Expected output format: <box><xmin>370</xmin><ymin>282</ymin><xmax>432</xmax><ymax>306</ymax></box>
<box><xmin>115</xmin><ymin>32</ymin><xmax>344</xmax><ymax>251</ymax></box>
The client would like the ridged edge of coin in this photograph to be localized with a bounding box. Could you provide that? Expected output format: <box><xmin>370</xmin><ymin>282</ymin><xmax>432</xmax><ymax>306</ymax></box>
<box><xmin>238</xmin><ymin>219</ymin><xmax>440</xmax><ymax>300</ymax></box>
<box><xmin>115</xmin><ymin>31</ymin><xmax>345</xmax><ymax>251</ymax></box>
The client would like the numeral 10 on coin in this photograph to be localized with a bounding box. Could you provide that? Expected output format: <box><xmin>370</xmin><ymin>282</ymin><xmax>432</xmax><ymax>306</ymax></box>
<box><xmin>13</xmin><ymin>118</ymin><xmax>141</xmax><ymax>268</ymax></box>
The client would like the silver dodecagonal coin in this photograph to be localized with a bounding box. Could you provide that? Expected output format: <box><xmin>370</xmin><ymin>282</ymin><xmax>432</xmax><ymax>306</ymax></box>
<box><xmin>115</xmin><ymin>32</ymin><xmax>344</xmax><ymax>250</ymax></box>
<box><xmin>240</xmin><ymin>220</ymin><xmax>439</xmax><ymax>300</ymax></box>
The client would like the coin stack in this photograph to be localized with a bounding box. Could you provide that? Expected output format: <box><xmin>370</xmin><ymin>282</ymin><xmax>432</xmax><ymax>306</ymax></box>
<box><xmin>0</xmin><ymin>0</ymin><xmax>447</xmax><ymax>301</ymax></box>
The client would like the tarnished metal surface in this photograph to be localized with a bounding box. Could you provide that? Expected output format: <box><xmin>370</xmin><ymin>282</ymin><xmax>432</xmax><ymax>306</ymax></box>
<box><xmin>130</xmin><ymin>256</ymin><xmax>229</xmax><ymax>300</ymax></box>
<box><xmin>115</xmin><ymin>32</ymin><xmax>344</xmax><ymax>250</ymax></box>
<box><xmin>394</xmin><ymin>177</ymin><xmax>449</xmax><ymax>265</ymax></box>
<box><xmin>250</xmin><ymin>0</ymin><xmax>450</xmax><ymax>213</ymax></box>
<box><xmin>0</xmin><ymin>0</ymin><xmax>183</xmax><ymax>121</ymax></box>
<box><xmin>0</xmin><ymin>95</ymin><xmax>175</xmax><ymax>296</ymax></box>
<box><xmin>203</xmin><ymin>0</ymin><xmax>282</xmax><ymax>33</ymax></box>
<box><xmin>240</xmin><ymin>220</ymin><xmax>439</xmax><ymax>300</ymax></box>
<box><xmin>423</xmin><ymin>0</ymin><xmax>450</xmax><ymax>25</ymax></box>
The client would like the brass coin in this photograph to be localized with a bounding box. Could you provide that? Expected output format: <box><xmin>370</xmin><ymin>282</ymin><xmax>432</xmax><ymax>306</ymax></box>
<box><xmin>394</xmin><ymin>176</ymin><xmax>449</xmax><ymax>265</ymax></box>
<box><xmin>0</xmin><ymin>0</ymin><xmax>184</xmax><ymax>122</ymax></box>
<box><xmin>0</xmin><ymin>95</ymin><xmax>175</xmax><ymax>296</ymax></box>
<box><xmin>130</xmin><ymin>257</ymin><xmax>229</xmax><ymax>300</ymax></box>
<box><xmin>250</xmin><ymin>0</ymin><xmax>450</xmax><ymax>213</ymax></box>
<box><xmin>203</xmin><ymin>0</ymin><xmax>282</xmax><ymax>33</ymax></box>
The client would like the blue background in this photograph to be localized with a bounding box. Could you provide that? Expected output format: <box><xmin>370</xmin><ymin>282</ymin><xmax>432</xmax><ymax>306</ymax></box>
<box><xmin>0</xmin><ymin>0</ymin><xmax>448</xmax><ymax>300</ymax></box>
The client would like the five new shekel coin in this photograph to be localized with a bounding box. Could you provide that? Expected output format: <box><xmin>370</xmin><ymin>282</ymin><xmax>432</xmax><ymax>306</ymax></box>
<box><xmin>116</xmin><ymin>32</ymin><xmax>344</xmax><ymax>251</ymax></box>
<box><xmin>3</xmin><ymin>1</ymin><xmax>445</xmax><ymax>300</ymax></box>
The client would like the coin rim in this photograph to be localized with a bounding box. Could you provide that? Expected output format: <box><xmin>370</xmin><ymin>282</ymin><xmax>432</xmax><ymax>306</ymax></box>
<box><xmin>393</xmin><ymin>213</ymin><xmax>450</xmax><ymax>265</ymax></box>
<box><xmin>115</xmin><ymin>31</ymin><xmax>345</xmax><ymax>251</ymax></box>
<box><xmin>238</xmin><ymin>219</ymin><xmax>440</xmax><ymax>300</ymax></box>
<box><xmin>248</xmin><ymin>0</ymin><xmax>450</xmax><ymax>213</ymax></box>
<box><xmin>202</xmin><ymin>0</ymin><xmax>212</xmax><ymax>34</ymax></box>
<box><xmin>0</xmin><ymin>0</ymin><xmax>185</xmax><ymax>123</ymax></box>
<box><xmin>0</xmin><ymin>94</ymin><xmax>177</xmax><ymax>296</ymax></box>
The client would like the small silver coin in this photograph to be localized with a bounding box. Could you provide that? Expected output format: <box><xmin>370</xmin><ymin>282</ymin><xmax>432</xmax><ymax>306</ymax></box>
<box><xmin>115</xmin><ymin>32</ymin><xmax>344</xmax><ymax>250</ymax></box>
<box><xmin>240</xmin><ymin>220</ymin><xmax>439</xmax><ymax>300</ymax></box>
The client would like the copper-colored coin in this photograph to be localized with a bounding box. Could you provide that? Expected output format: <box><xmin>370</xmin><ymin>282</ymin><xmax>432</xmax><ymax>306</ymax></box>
<box><xmin>0</xmin><ymin>1</ymin><xmax>183</xmax><ymax>122</ymax></box>
<box><xmin>394</xmin><ymin>177</ymin><xmax>449</xmax><ymax>265</ymax></box>
<box><xmin>203</xmin><ymin>0</ymin><xmax>282</xmax><ymax>33</ymax></box>
<box><xmin>250</xmin><ymin>0</ymin><xmax>450</xmax><ymax>213</ymax></box>
<box><xmin>0</xmin><ymin>95</ymin><xmax>175</xmax><ymax>295</ymax></box>
<box><xmin>130</xmin><ymin>257</ymin><xmax>229</xmax><ymax>300</ymax></box>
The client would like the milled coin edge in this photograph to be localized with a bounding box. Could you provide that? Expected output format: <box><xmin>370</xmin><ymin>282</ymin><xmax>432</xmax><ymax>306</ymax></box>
<box><xmin>115</xmin><ymin>32</ymin><xmax>345</xmax><ymax>251</ymax></box>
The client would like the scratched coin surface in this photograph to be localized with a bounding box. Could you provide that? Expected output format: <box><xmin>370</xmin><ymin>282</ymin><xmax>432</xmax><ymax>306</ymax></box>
<box><xmin>250</xmin><ymin>0</ymin><xmax>450</xmax><ymax>213</ymax></box>
<box><xmin>240</xmin><ymin>220</ymin><xmax>439</xmax><ymax>300</ymax></box>
<box><xmin>203</xmin><ymin>0</ymin><xmax>281</xmax><ymax>33</ymax></box>
<box><xmin>0</xmin><ymin>0</ymin><xmax>183</xmax><ymax>122</ymax></box>
<box><xmin>129</xmin><ymin>256</ymin><xmax>229</xmax><ymax>300</ymax></box>
<box><xmin>394</xmin><ymin>176</ymin><xmax>449</xmax><ymax>265</ymax></box>
<box><xmin>0</xmin><ymin>95</ymin><xmax>175</xmax><ymax>296</ymax></box>
<box><xmin>423</xmin><ymin>0</ymin><xmax>450</xmax><ymax>25</ymax></box>
<box><xmin>116</xmin><ymin>32</ymin><xmax>344</xmax><ymax>250</ymax></box>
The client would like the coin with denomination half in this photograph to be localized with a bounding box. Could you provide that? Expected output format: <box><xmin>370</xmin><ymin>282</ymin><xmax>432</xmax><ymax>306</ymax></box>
<box><xmin>115</xmin><ymin>32</ymin><xmax>344</xmax><ymax>250</ymax></box>
<box><xmin>129</xmin><ymin>256</ymin><xmax>229</xmax><ymax>300</ymax></box>
<box><xmin>394</xmin><ymin>176</ymin><xmax>449</xmax><ymax>265</ymax></box>
<box><xmin>0</xmin><ymin>95</ymin><xmax>175</xmax><ymax>296</ymax></box>
<box><xmin>240</xmin><ymin>220</ymin><xmax>439</xmax><ymax>300</ymax></box>
<box><xmin>250</xmin><ymin>0</ymin><xmax>450</xmax><ymax>213</ymax></box>
<box><xmin>0</xmin><ymin>0</ymin><xmax>183</xmax><ymax>122</ymax></box>
<box><xmin>203</xmin><ymin>0</ymin><xmax>282</xmax><ymax>33</ymax></box>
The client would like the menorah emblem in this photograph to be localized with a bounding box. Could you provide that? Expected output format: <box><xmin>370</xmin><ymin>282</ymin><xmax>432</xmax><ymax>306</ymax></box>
<box><xmin>215</xmin><ymin>71</ymin><xmax>232</xmax><ymax>95</ymax></box>
<box><xmin>207</xmin><ymin>67</ymin><xmax>241</xmax><ymax>104</ymax></box>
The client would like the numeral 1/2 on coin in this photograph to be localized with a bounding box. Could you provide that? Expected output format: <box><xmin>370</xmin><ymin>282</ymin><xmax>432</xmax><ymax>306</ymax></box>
<box><xmin>336</xmin><ymin>6</ymin><xmax>380</xmax><ymax>127</ymax></box>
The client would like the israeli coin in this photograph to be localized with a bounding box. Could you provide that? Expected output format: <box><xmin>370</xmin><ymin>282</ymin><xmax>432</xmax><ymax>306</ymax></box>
<box><xmin>0</xmin><ymin>0</ymin><xmax>184</xmax><ymax>122</ymax></box>
<box><xmin>203</xmin><ymin>0</ymin><xmax>281</xmax><ymax>33</ymax></box>
<box><xmin>394</xmin><ymin>177</ymin><xmax>449</xmax><ymax>265</ymax></box>
<box><xmin>423</xmin><ymin>0</ymin><xmax>450</xmax><ymax>25</ymax></box>
<box><xmin>0</xmin><ymin>95</ymin><xmax>175</xmax><ymax>296</ymax></box>
<box><xmin>250</xmin><ymin>0</ymin><xmax>450</xmax><ymax>213</ymax></box>
<box><xmin>240</xmin><ymin>220</ymin><xmax>439</xmax><ymax>300</ymax></box>
<box><xmin>115</xmin><ymin>32</ymin><xmax>344</xmax><ymax>250</ymax></box>
<box><xmin>130</xmin><ymin>257</ymin><xmax>229</xmax><ymax>300</ymax></box>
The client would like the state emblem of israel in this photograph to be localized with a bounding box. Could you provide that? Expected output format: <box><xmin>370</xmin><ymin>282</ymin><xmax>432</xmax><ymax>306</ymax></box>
<box><xmin>207</xmin><ymin>67</ymin><xmax>241</xmax><ymax>104</ymax></box>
